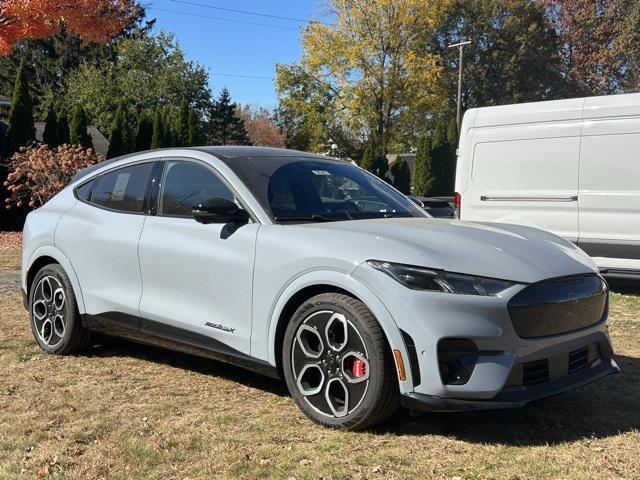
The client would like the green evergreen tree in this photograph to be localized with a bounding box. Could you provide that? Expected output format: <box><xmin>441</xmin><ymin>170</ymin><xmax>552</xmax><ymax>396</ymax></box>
<box><xmin>56</xmin><ymin>109</ymin><xmax>71</xmax><ymax>145</ymax></box>
<box><xmin>431</xmin><ymin>120</ymin><xmax>448</xmax><ymax>195</ymax></box>
<box><xmin>413</xmin><ymin>134</ymin><xmax>434</xmax><ymax>196</ymax></box>
<box><xmin>176</xmin><ymin>101</ymin><xmax>190</xmax><ymax>146</ymax></box>
<box><xmin>187</xmin><ymin>110</ymin><xmax>202</xmax><ymax>145</ymax></box>
<box><xmin>360</xmin><ymin>138</ymin><xmax>388</xmax><ymax>179</ymax></box>
<box><xmin>70</xmin><ymin>105</ymin><xmax>92</xmax><ymax>149</ymax></box>
<box><xmin>162</xmin><ymin>109</ymin><xmax>174</xmax><ymax>147</ymax></box>
<box><xmin>391</xmin><ymin>160</ymin><xmax>411</xmax><ymax>194</ymax></box>
<box><xmin>445</xmin><ymin>117</ymin><xmax>458</xmax><ymax>193</ymax></box>
<box><xmin>209</xmin><ymin>88</ymin><xmax>251</xmax><ymax>145</ymax></box>
<box><xmin>150</xmin><ymin>108</ymin><xmax>164</xmax><ymax>149</ymax></box>
<box><xmin>42</xmin><ymin>104</ymin><xmax>59</xmax><ymax>147</ymax></box>
<box><xmin>106</xmin><ymin>104</ymin><xmax>128</xmax><ymax>159</ymax></box>
<box><xmin>5</xmin><ymin>60</ymin><xmax>35</xmax><ymax>156</ymax></box>
<box><xmin>135</xmin><ymin>113</ymin><xmax>153</xmax><ymax>151</ymax></box>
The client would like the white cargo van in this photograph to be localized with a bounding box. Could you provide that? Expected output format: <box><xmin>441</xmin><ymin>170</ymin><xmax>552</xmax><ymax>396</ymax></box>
<box><xmin>455</xmin><ymin>93</ymin><xmax>640</xmax><ymax>279</ymax></box>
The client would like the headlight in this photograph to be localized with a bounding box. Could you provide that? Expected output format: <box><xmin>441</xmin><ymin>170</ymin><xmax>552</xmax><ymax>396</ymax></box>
<box><xmin>367</xmin><ymin>260</ymin><xmax>516</xmax><ymax>296</ymax></box>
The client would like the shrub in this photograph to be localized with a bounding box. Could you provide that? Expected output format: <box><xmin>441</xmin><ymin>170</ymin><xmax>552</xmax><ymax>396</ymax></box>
<box><xmin>3</xmin><ymin>144</ymin><xmax>102</xmax><ymax>209</ymax></box>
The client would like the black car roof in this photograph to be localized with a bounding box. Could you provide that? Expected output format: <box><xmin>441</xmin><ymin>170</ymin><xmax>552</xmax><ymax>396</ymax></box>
<box><xmin>71</xmin><ymin>146</ymin><xmax>333</xmax><ymax>183</ymax></box>
<box><xmin>192</xmin><ymin>146</ymin><xmax>328</xmax><ymax>160</ymax></box>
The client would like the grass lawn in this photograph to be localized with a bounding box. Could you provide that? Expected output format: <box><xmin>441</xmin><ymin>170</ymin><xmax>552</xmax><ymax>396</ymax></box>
<box><xmin>1</xmin><ymin>234</ymin><xmax>639</xmax><ymax>479</ymax></box>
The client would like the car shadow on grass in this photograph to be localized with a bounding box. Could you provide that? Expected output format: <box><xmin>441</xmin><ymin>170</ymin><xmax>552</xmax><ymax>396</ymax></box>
<box><xmin>82</xmin><ymin>339</ymin><xmax>639</xmax><ymax>445</ymax></box>
<box><xmin>83</xmin><ymin>337</ymin><xmax>289</xmax><ymax>397</ymax></box>
<box><xmin>380</xmin><ymin>353</ymin><xmax>640</xmax><ymax>446</ymax></box>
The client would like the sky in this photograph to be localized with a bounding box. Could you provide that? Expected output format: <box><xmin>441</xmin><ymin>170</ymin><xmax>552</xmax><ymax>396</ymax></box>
<box><xmin>146</xmin><ymin>0</ymin><xmax>330</xmax><ymax>109</ymax></box>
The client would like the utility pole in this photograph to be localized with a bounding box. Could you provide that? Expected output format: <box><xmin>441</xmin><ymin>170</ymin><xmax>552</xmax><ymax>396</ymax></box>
<box><xmin>448</xmin><ymin>40</ymin><xmax>471</xmax><ymax>133</ymax></box>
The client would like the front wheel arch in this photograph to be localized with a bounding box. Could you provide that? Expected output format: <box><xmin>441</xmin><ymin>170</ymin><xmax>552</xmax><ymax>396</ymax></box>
<box><xmin>268</xmin><ymin>273</ymin><xmax>415</xmax><ymax>394</ymax></box>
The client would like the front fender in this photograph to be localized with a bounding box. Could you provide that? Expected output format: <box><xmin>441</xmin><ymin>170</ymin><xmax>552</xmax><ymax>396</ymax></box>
<box><xmin>24</xmin><ymin>245</ymin><xmax>86</xmax><ymax>314</ymax></box>
<box><xmin>265</xmin><ymin>269</ymin><xmax>416</xmax><ymax>393</ymax></box>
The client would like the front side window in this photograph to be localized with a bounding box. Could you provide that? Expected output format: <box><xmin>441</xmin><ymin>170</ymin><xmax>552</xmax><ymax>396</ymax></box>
<box><xmin>159</xmin><ymin>161</ymin><xmax>235</xmax><ymax>217</ymax></box>
<box><xmin>91</xmin><ymin>163</ymin><xmax>155</xmax><ymax>213</ymax></box>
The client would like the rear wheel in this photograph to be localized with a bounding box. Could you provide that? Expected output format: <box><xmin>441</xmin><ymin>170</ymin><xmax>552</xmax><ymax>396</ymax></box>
<box><xmin>29</xmin><ymin>264</ymin><xmax>90</xmax><ymax>355</ymax></box>
<box><xmin>283</xmin><ymin>293</ymin><xmax>399</xmax><ymax>429</ymax></box>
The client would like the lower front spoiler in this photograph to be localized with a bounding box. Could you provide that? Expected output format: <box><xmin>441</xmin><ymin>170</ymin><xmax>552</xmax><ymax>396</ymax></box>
<box><xmin>401</xmin><ymin>358</ymin><xmax>620</xmax><ymax>413</ymax></box>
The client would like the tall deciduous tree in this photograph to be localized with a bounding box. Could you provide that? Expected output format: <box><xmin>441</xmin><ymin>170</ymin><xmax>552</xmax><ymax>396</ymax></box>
<box><xmin>5</xmin><ymin>60</ymin><xmax>34</xmax><ymax>155</ymax></box>
<box><xmin>208</xmin><ymin>88</ymin><xmax>250</xmax><ymax>146</ymax></box>
<box><xmin>277</xmin><ymin>0</ymin><xmax>449</xmax><ymax>154</ymax></box>
<box><xmin>238</xmin><ymin>105</ymin><xmax>285</xmax><ymax>147</ymax></box>
<box><xmin>65</xmin><ymin>31</ymin><xmax>212</xmax><ymax>136</ymax></box>
<box><xmin>433</xmin><ymin>0</ymin><xmax>562</xmax><ymax>116</ymax></box>
<box><xmin>70</xmin><ymin>105</ymin><xmax>92</xmax><ymax>149</ymax></box>
<box><xmin>541</xmin><ymin>0</ymin><xmax>640</xmax><ymax>95</ymax></box>
<box><xmin>413</xmin><ymin>135</ymin><xmax>434</xmax><ymax>196</ymax></box>
<box><xmin>0</xmin><ymin>0</ymin><xmax>140</xmax><ymax>55</ymax></box>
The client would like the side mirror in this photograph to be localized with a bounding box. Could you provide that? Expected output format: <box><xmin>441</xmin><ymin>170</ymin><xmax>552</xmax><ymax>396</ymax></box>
<box><xmin>192</xmin><ymin>197</ymin><xmax>250</xmax><ymax>225</ymax></box>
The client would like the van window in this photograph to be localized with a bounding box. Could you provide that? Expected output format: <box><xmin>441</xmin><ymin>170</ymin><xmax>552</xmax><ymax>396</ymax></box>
<box><xmin>472</xmin><ymin>137</ymin><xmax>579</xmax><ymax>190</ymax></box>
<box><xmin>92</xmin><ymin>163</ymin><xmax>154</xmax><ymax>213</ymax></box>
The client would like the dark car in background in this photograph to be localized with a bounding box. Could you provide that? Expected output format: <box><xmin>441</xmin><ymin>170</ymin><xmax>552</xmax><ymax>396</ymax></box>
<box><xmin>408</xmin><ymin>196</ymin><xmax>455</xmax><ymax>218</ymax></box>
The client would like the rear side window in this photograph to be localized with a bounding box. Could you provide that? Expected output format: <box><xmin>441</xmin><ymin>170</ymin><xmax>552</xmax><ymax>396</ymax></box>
<box><xmin>92</xmin><ymin>163</ymin><xmax>154</xmax><ymax>213</ymax></box>
<box><xmin>75</xmin><ymin>178</ymin><xmax>96</xmax><ymax>202</ymax></box>
<box><xmin>159</xmin><ymin>161</ymin><xmax>235</xmax><ymax>217</ymax></box>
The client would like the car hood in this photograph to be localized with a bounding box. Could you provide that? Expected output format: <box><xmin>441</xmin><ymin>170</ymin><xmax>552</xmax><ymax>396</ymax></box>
<box><xmin>298</xmin><ymin>218</ymin><xmax>596</xmax><ymax>283</ymax></box>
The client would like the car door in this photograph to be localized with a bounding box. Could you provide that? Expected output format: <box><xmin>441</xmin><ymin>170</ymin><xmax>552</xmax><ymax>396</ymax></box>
<box><xmin>137</xmin><ymin>158</ymin><xmax>259</xmax><ymax>357</ymax></box>
<box><xmin>55</xmin><ymin>161</ymin><xmax>157</xmax><ymax>319</ymax></box>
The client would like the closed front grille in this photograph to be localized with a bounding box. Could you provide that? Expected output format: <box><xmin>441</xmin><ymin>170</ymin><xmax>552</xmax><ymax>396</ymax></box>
<box><xmin>508</xmin><ymin>274</ymin><xmax>608</xmax><ymax>338</ymax></box>
<box><xmin>506</xmin><ymin>343</ymin><xmax>600</xmax><ymax>387</ymax></box>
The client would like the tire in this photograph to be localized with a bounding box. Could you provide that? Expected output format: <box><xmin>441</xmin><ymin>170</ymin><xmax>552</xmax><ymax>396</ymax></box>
<box><xmin>282</xmin><ymin>293</ymin><xmax>399</xmax><ymax>430</ymax></box>
<box><xmin>28</xmin><ymin>264</ymin><xmax>91</xmax><ymax>355</ymax></box>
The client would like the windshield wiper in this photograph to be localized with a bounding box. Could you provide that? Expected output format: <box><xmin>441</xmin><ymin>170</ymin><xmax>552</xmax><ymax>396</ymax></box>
<box><xmin>274</xmin><ymin>215</ymin><xmax>334</xmax><ymax>223</ymax></box>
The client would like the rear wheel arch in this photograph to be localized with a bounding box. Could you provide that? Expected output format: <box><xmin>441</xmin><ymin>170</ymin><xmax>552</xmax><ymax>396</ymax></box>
<box><xmin>27</xmin><ymin>256</ymin><xmax>59</xmax><ymax>297</ymax></box>
<box><xmin>25</xmin><ymin>248</ymin><xmax>86</xmax><ymax>314</ymax></box>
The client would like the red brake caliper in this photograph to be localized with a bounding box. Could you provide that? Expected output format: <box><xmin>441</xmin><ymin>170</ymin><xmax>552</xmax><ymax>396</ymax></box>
<box><xmin>352</xmin><ymin>359</ymin><xmax>365</xmax><ymax>378</ymax></box>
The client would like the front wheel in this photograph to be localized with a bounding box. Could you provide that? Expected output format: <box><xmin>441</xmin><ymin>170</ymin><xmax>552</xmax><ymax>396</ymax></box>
<box><xmin>283</xmin><ymin>293</ymin><xmax>399</xmax><ymax>429</ymax></box>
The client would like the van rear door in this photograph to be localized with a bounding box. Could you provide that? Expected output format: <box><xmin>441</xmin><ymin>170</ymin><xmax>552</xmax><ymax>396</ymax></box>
<box><xmin>579</xmin><ymin>96</ymin><xmax>640</xmax><ymax>268</ymax></box>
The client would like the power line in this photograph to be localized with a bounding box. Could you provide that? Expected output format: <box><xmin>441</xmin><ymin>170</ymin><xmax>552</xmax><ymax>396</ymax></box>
<box><xmin>168</xmin><ymin>0</ymin><xmax>334</xmax><ymax>26</ymax></box>
<box><xmin>212</xmin><ymin>72</ymin><xmax>274</xmax><ymax>80</ymax></box>
<box><xmin>148</xmin><ymin>7</ymin><xmax>300</xmax><ymax>30</ymax></box>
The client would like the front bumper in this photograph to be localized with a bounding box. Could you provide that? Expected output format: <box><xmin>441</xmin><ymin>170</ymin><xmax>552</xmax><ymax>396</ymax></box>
<box><xmin>353</xmin><ymin>263</ymin><xmax>617</xmax><ymax>403</ymax></box>
<box><xmin>401</xmin><ymin>356</ymin><xmax>619</xmax><ymax>412</ymax></box>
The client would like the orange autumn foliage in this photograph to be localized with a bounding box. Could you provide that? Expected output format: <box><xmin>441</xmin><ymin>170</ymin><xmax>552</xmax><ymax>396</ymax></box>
<box><xmin>0</xmin><ymin>0</ymin><xmax>140</xmax><ymax>55</ymax></box>
<box><xmin>4</xmin><ymin>144</ymin><xmax>102</xmax><ymax>209</ymax></box>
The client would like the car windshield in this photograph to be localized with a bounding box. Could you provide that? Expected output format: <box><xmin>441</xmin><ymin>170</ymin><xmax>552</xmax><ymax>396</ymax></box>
<box><xmin>262</xmin><ymin>160</ymin><xmax>424</xmax><ymax>222</ymax></box>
